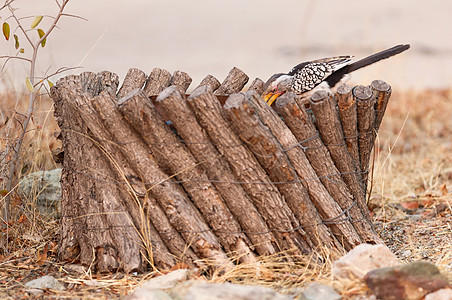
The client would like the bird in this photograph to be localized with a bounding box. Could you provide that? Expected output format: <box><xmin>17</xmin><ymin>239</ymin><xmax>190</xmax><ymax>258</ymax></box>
<box><xmin>262</xmin><ymin>44</ymin><xmax>410</xmax><ymax>106</ymax></box>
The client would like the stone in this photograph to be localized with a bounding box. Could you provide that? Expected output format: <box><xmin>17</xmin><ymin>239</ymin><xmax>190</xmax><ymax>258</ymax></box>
<box><xmin>127</xmin><ymin>269</ymin><xmax>189</xmax><ymax>299</ymax></box>
<box><xmin>170</xmin><ymin>280</ymin><xmax>291</xmax><ymax>300</ymax></box>
<box><xmin>364</xmin><ymin>261</ymin><xmax>450</xmax><ymax>300</ymax></box>
<box><xmin>24</xmin><ymin>275</ymin><xmax>65</xmax><ymax>290</ymax></box>
<box><xmin>297</xmin><ymin>282</ymin><xmax>341</xmax><ymax>300</ymax></box>
<box><xmin>425</xmin><ymin>289</ymin><xmax>452</xmax><ymax>300</ymax></box>
<box><xmin>127</xmin><ymin>289</ymin><xmax>173</xmax><ymax>300</ymax></box>
<box><xmin>19</xmin><ymin>169</ymin><xmax>62</xmax><ymax>217</ymax></box>
<box><xmin>332</xmin><ymin>243</ymin><xmax>401</xmax><ymax>280</ymax></box>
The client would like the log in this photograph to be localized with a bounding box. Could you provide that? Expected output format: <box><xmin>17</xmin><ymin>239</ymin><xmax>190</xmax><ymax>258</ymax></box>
<box><xmin>117</xmin><ymin>68</ymin><xmax>147</xmax><ymax>98</ymax></box>
<box><xmin>309</xmin><ymin>90</ymin><xmax>371</xmax><ymax>225</ymax></box>
<box><xmin>157</xmin><ymin>86</ymin><xmax>277</xmax><ymax>256</ymax></box>
<box><xmin>354</xmin><ymin>85</ymin><xmax>377</xmax><ymax>190</ymax></box>
<box><xmin>170</xmin><ymin>70</ymin><xmax>192</xmax><ymax>94</ymax></box>
<box><xmin>186</xmin><ymin>87</ymin><xmax>309</xmax><ymax>254</ymax></box>
<box><xmin>336</xmin><ymin>84</ymin><xmax>361</xmax><ymax>171</ymax></box>
<box><xmin>274</xmin><ymin>92</ymin><xmax>382</xmax><ymax>244</ymax></box>
<box><xmin>246</xmin><ymin>91</ymin><xmax>362</xmax><ymax>250</ymax></box>
<box><xmin>371</xmin><ymin>80</ymin><xmax>392</xmax><ymax>134</ymax></box>
<box><xmin>143</xmin><ymin>68</ymin><xmax>172</xmax><ymax>98</ymax></box>
<box><xmin>248</xmin><ymin>78</ymin><xmax>265</xmax><ymax>95</ymax></box>
<box><xmin>196</xmin><ymin>74</ymin><xmax>221</xmax><ymax>91</ymax></box>
<box><xmin>214</xmin><ymin>67</ymin><xmax>249</xmax><ymax>96</ymax></box>
<box><xmin>118</xmin><ymin>89</ymin><xmax>252</xmax><ymax>265</ymax></box>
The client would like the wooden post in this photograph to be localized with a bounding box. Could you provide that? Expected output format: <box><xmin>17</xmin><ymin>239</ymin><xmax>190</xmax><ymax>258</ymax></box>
<box><xmin>187</xmin><ymin>87</ymin><xmax>309</xmax><ymax>255</ymax></box>
<box><xmin>354</xmin><ymin>85</ymin><xmax>377</xmax><ymax>190</ymax></box>
<box><xmin>337</xmin><ymin>84</ymin><xmax>361</xmax><ymax>171</ymax></box>
<box><xmin>371</xmin><ymin>80</ymin><xmax>392</xmax><ymax>134</ymax></box>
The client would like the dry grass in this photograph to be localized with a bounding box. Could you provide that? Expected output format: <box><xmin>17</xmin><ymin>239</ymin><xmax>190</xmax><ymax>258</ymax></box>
<box><xmin>0</xmin><ymin>87</ymin><xmax>450</xmax><ymax>299</ymax></box>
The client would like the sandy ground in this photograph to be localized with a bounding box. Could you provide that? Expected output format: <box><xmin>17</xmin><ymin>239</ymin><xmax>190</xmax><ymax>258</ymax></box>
<box><xmin>1</xmin><ymin>0</ymin><xmax>452</xmax><ymax>92</ymax></box>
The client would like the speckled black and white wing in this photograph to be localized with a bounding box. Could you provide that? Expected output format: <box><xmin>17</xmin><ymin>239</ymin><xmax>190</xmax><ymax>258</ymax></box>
<box><xmin>289</xmin><ymin>56</ymin><xmax>353</xmax><ymax>93</ymax></box>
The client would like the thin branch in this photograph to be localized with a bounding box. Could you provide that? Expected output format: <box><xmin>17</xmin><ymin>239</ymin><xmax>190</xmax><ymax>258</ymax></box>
<box><xmin>8</xmin><ymin>4</ymin><xmax>35</xmax><ymax>48</ymax></box>
<box><xmin>0</xmin><ymin>55</ymin><xmax>32</xmax><ymax>63</ymax></box>
<box><xmin>60</xmin><ymin>13</ymin><xmax>88</xmax><ymax>21</ymax></box>
<box><xmin>34</xmin><ymin>66</ymin><xmax>82</xmax><ymax>84</ymax></box>
<box><xmin>0</xmin><ymin>0</ymin><xmax>14</xmax><ymax>11</ymax></box>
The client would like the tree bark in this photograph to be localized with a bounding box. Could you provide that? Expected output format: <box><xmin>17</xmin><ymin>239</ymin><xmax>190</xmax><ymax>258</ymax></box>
<box><xmin>187</xmin><ymin>87</ymin><xmax>309</xmax><ymax>255</ymax></box>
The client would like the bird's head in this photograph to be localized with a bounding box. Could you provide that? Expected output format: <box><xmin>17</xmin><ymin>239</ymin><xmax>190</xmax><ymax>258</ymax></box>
<box><xmin>262</xmin><ymin>73</ymin><xmax>293</xmax><ymax>106</ymax></box>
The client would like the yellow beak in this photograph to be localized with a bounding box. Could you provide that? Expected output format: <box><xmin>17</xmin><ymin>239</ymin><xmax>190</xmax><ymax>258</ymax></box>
<box><xmin>263</xmin><ymin>91</ymin><xmax>284</xmax><ymax>106</ymax></box>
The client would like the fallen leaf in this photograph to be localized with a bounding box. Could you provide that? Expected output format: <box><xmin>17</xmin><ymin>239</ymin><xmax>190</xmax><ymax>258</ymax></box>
<box><xmin>170</xmin><ymin>262</ymin><xmax>189</xmax><ymax>272</ymax></box>
<box><xmin>401</xmin><ymin>201</ymin><xmax>419</xmax><ymax>210</ymax></box>
<box><xmin>440</xmin><ymin>184</ymin><xmax>448</xmax><ymax>196</ymax></box>
<box><xmin>18</xmin><ymin>215</ymin><xmax>27</xmax><ymax>224</ymax></box>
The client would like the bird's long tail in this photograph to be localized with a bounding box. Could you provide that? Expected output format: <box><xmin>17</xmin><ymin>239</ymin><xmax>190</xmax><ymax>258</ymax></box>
<box><xmin>326</xmin><ymin>44</ymin><xmax>410</xmax><ymax>87</ymax></box>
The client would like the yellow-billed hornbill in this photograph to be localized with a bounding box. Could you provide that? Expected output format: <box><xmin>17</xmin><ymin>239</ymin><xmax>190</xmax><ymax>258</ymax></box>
<box><xmin>262</xmin><ymin>44</ymin><xmax>410</xmax><ymax>105</ymax></box>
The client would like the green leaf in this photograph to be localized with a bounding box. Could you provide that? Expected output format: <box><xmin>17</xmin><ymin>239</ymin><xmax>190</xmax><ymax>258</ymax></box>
<box><xmin>19</xmin><ymin>48</ymin><xmax>24</xmax><ymax>53</ymax></box>
<box><xmin>37</xmin><ymin>28</ymin><xmax>46</xmax><ymax>47</ymax></box>
<box><xmin>25</xmin><ymin>77</ymin><xmax>35</xmax><ymax>93</ymax></box>
<box><xmin>14</xmin><ymin>34</ymin><xmax>19</xmax><ymax>49</ymax></box>
<box><xmin>47</xmin><ymin>80</ymin><xmax>54</xmax><ymax>88</ymax></box>
<box><xmin>2</xmin><ymin>22</ymin><xmax>10</xmax><ymax>40</ymax></box>
<box><xmin>30</xmin><ymin>16</ymin><xmax>43</xmax><ymax>29</ymax></box>
<box><xmin>0</xmin><ymin>190</ymin><xmax>9</xmax><ymax>196</ymax></box>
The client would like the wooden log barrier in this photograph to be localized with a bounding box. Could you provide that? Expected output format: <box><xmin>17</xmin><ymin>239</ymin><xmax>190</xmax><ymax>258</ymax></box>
<box><xmin>51</xmin><ymin>67</ymin><xmax>393</xmax><ymax>273</ymax></box>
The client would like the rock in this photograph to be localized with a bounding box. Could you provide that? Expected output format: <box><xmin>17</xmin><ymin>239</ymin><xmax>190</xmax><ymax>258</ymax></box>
<box><xmin>170</xmin><ymin>280</ymin><xmax>291</xmax><ymax>300</ymax></box>
<box><xmin>364</xmin><ymin>261</ymin><xmax>450</xmax><ymax>300</ymax></box>
<box><xmin>127</xmin><ymin>269</ymin><xmax>189</xmax><ymax>299</ymax></box>
<box><xmin>24</xmin><ymin>275</ymin><xmax>65</xmax><ymax>290</ymax></box>
<box><xmin>425</xmin><ymin>289</ymin><xmax>452</xmax><ymax>300</ymax></box>
<box><xmin>332</xmin><ymin>243</ymin><xmax>401</xmax><ymax>280</ymax></box>
<box><xmin>128</xmin><ymin>289</ymin><xmax>173</xmax><ymax>300</ymax></box>
<box><xmin>297</xmin><ymin>282</ymin><xmax>341</xmax><ymax>300</ymax></box>
<box><xmin>19</xmin><ymin>169</ymin><xmax>62</xmax><ymax>217</ymax></box>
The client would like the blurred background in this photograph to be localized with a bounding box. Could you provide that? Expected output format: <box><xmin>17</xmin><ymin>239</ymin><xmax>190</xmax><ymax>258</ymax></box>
<box><xmin>1</xmin><ymin>0</ymin><xmax>452</xmax><ymax>92</ymax></box>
